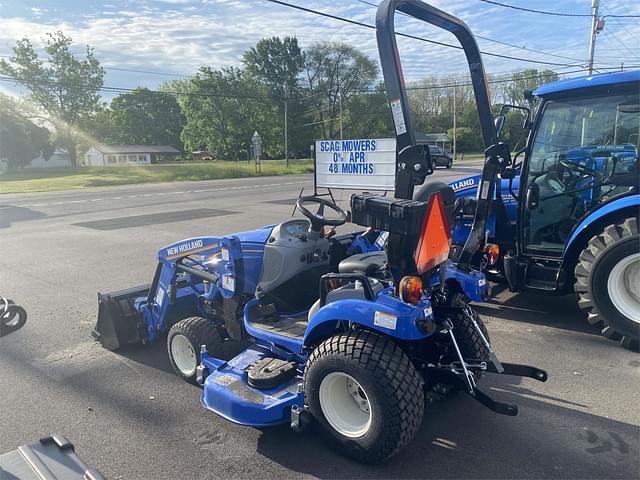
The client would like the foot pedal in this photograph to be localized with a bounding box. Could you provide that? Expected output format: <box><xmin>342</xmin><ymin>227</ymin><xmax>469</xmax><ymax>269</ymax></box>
<box><xmin>247</xmin><ymin>358</ymin><xmax>297</xmax><ymax>390</ymax></box>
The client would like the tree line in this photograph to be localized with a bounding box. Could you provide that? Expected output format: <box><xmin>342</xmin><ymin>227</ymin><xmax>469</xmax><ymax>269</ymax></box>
<box><xmin>0</xmin><ymin>32</ymin><xmax>558</xmax><ymax>169</ymax></box>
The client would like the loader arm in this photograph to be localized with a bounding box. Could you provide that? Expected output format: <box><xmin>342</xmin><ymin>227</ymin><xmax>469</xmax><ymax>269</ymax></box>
<box><xmin>376</xmin><ymin>0</ymin><xmax>512</xmax><ymax>270</ymax></box>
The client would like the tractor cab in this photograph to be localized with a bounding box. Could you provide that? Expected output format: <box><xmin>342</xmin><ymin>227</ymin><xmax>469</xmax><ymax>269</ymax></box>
<box><xmin>518</xmin><ymin>81</ymin><xmax>639</xmax><ymax>256</ymax></box>
<box><xmin>446</xmin><ymin>69</ymin><xmax>639</xmax><ymax>350</ymax></box>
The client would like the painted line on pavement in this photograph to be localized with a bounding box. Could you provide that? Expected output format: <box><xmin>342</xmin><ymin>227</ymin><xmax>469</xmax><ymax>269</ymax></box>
<box><xmin>20</xmin><ymin>180</ymin><xmax>311</xmax><ymax>208</ymax></box>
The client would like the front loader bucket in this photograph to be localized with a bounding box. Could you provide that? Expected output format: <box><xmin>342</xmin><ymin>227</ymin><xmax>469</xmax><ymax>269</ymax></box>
<box><xmin>92</xmin><ymin>285</ymin><xmax>149</xmax><ymax>351</ymax></box>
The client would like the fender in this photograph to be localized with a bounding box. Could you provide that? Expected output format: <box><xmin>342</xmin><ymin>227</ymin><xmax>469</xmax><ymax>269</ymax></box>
<box><xmin>564</xmin><ymin>194</ymin><xmax>640</xmax><ymax>257</ymax></box>
<box><xmin>303</xmin><ymin>292</ymin><xmax>433</xmax><ymax>347</ymax></box>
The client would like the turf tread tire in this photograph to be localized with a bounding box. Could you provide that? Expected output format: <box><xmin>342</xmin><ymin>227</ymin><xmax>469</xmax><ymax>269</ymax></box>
<box><xmin>304</xmin><ymin>330</ymin><xmax>424</xmax><ymax>463</ymax></box>
<box><xmin>167</xmin><ymin>316</ymin><xmax>225</xmax><ymax>383</ymax></box>
<box><xmin>574</xmin><ymin>217</ymin><xmax>639</xmax><ymax>352</ymax></box>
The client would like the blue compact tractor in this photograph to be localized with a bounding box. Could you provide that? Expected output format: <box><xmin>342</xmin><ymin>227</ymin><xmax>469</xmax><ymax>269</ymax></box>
<box><xmin>93</xmin><ymin>0</ymin><xmax>548</xmax><ymax>462</ymax></box>
<box><xmin>439</xmin><ymin>72</ymin><xmax>639</xmax><ymax>351</ymax></box>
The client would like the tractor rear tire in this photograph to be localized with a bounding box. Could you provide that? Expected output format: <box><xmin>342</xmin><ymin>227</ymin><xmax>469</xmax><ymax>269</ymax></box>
<box><xmin>449</xmin><ymin>293</ymin><xmax>491</xmax><ymax>362</ymax></box>
<box><xmin>167</xmin><ymin>317</ymin><xmax>225</xmax><ymax>383</ymax></box>
<box><xmin>575</xmin><ymin>218</ymin><xmax>640</xmax><ymax>352</ymax></box>
<box><xmin>304</xmin><ymin>331</ymin><xmax>424</xmax><ymax>463</ymax></box>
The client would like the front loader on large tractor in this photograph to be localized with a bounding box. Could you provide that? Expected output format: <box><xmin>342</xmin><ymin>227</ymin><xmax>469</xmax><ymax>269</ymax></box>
<box><xmin>93</xmin><ymin>0</ymin><xmax>549</xmax><ymax>463</ymax></box>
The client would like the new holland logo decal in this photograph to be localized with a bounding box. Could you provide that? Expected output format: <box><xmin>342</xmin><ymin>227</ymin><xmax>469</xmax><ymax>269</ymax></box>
<box><xmin>166</xmin><ymin>240</ymin><xmax>217</xmax><ymax>259</ymax></box>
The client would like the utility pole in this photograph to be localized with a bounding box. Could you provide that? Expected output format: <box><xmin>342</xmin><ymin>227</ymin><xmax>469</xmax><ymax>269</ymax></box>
<box><xmin>283</xmin><ymin>85</ymin><xmax>289</xmax><ymax>167</ymax></box>
<box><xmin>338</xmin><ymin>86</ymin><xmax>343</xmax><ymax>140</ymax></box>
<box><xmin>452</xmin><ymin>83</ymin><xmax>457</xmax><ymax>161</ymax></box>
<box><xmin>587</xmin><ymin>0</ymin><xmax>604</xmax><ymax>76</ymax></box>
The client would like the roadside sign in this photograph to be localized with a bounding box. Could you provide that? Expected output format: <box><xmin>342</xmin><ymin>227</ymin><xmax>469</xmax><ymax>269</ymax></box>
<box><xmin>314</xmin><ymin>138</ymin><xmax>396</xmax><ymax>191</ymax></box>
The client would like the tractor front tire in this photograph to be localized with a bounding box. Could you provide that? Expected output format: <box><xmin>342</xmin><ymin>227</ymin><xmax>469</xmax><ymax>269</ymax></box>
<box><xmin>575</xmin><ymin>218</ymin><xmax>639</xmax><ymax>352</ymax></box>
<box><xmin>167</xmin><ymin>317</ymin><xmax>226</xmax><ymax>383</ymax></box>
<box><xmin>304</xmin><ymin>331</ymin><xmax>424</xmax><ymax>463</ymax></box>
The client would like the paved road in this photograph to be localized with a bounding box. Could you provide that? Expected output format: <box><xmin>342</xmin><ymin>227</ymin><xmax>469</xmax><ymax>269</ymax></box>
<box><xmin>1</xmin><ymin>164</ymin><xmax>638</xmax><ymax>479</ymax></box>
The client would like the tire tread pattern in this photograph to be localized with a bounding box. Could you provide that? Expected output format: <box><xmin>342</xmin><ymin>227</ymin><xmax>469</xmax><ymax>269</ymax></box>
<box><xmin>574</xmin><ymin>218</ymin><xmax>639</xmax><ymax>351</ymax></box>
<box><xmin>167</xmin><ymin>316</ymin><xmax>224</xmax><ymax>382</ymax></box>
<box><xmin>304</xmin><ymin>330</ymin><xmax>424</xmax><ymax>463</ymax></box>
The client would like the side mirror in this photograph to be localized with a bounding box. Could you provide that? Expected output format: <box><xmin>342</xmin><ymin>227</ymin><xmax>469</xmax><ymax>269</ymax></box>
<box><xmin>526</xmin><ymin>182</ymin><xmax>540</xmax><ymax>210</ymax></box>
<box><xmin>494</xmin><ymin>115</ymin><xmax>506</xmax><ymax>139</ymax></box>
<box><xmin>499</xmin><ymin>104</ymin><xmax>533</xmax><ymax>130</ymax></box>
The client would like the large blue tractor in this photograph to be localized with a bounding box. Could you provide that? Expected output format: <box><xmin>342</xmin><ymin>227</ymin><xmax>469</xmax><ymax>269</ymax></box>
<box><xmin>92</xmin><ymin>0</ymin><xmax>549</xmax><ymax>463</ymax></box>
<box><xmin>437</xmin><ymin>71</ymin><xmax>639</xmax><ymax>351</ymax></box>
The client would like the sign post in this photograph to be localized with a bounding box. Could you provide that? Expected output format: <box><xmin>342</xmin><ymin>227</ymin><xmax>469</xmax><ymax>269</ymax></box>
<box><xmin>252</xmin><ymin>131</ymin><xmax>262</xmax><ymax>173</ymax></box>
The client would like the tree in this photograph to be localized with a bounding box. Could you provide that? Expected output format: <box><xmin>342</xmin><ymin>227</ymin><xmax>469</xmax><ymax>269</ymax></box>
<box><xmin>345</xmin><ymin>83</ymin><xmax>393</xmax><ymax>138</ymax></box>
<box><xmin>243</xmin><ymin>36</ymin><xmax>304</xmax><ymax>100</ymax></box>
<box><xmin>179</xmin><ymin>67</ymin><xmax>279</xmax><ymax>159</ymax></box>
<box><xmin>243</xmin><ymin>37</ymin><xmax>310</xmax><ymax>158</ymax></box>
<box><xmin>303</xmin><ymin>42</ymin><xmax>378</xmax><ymax>139</ymax></box>
<box><xmin>0</xmin><ymin>31</ymin><xmax>104</xmax><ymax>166</ymax></box>
<box><xmin>0</xmin><ymin>94</ymin><xmax>54</xmax><ymax>169</ymax></box>
<box><xmin>501</xmin><ymin>69</ymin><xmax>559</xmax><ymax>106</ymax></box>
<box><xmin>100</xmin><ymin>88</ymin><xmax>184</xmax><ymax>149</ymax></box>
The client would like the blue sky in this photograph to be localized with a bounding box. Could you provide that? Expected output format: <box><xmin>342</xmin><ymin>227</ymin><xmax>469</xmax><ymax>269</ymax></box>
<box><xmin>0</xmin><ymin>0</ymin><xmax>638</xmax><ymax>100</ymax></box>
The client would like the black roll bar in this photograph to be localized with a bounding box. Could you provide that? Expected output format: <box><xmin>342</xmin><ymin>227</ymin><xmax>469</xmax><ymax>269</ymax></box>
<box><xmin>376</xmin><ymin>0</ymin><xmax>512</xmax><ymax>271</ymax></box>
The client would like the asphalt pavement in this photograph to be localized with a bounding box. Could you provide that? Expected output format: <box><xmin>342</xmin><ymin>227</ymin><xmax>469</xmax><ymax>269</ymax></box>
<box><xmin>1</xmin><ymin>162</ymin><xmax>638</xmax><ymax>479</ymax></box>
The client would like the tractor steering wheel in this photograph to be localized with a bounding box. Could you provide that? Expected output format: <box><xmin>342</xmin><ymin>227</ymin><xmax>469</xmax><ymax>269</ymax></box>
<box><xmin>559</xmin><ymin>156</ymin><xmax>601</xmax><ymax>178</ymax></box>
<box><xmin>296</xmin><ymin>196</ymin><xmax>348</xmax><ymax>232</ymax></box>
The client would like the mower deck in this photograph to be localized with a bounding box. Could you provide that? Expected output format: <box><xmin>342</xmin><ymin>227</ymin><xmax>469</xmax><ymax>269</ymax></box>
<box><xmin>200</xmin><ymin>346</ymin><xmax>303</xmax><ymax>427</ymax></box>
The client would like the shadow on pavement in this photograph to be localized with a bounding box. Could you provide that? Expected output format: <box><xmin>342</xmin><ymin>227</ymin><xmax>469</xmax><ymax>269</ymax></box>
<box><xmin>0</xmin><ymin>205</ymin><xmax>46</xmax><ymax>228</ymax></box>
<box><xmin>475</xmin><ymin>283</ymin><xmax>599</xmax><ymax>336</ymax></box>
<box><xmin>255</xmin><ymin>373</ymin><xmax>638</xmax><ymax>479</ymax></box>
<box><xmin>117</xmin><ymin>339</ymin><xmax>176</xmax><ymax>376</ymax></box>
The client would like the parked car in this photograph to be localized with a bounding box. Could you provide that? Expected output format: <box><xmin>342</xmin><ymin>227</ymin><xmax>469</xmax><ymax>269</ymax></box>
<box><xmin>429</xmin><ymin>145</ymin><xmax>453</xmax><ymax>168</ymax></box>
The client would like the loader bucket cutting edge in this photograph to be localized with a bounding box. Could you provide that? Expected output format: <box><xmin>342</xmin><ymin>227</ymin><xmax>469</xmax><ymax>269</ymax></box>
<box><xmin>93</xmin><ymin>285</ymin><xmax>149</xmax><ymax>351</ymax></box>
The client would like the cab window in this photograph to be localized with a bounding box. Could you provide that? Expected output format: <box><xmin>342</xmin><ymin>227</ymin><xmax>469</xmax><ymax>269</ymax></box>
<box><xmin>523</xmin><ymin>92</ymin><xmax>639</xmax><ymax>253</ymax></box>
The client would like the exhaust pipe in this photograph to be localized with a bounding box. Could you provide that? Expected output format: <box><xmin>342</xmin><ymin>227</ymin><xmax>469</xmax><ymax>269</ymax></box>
<box><xmin>92</xmin><ymin>285</ymin><xmax>149</xmax><ymax>350</ymax></box>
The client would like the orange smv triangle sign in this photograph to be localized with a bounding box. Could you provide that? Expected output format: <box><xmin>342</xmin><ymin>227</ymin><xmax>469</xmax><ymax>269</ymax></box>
<box><xmin>414</xmin><ymin>191</ymin><xmax>452</xmax><ymax>274</ymax></box>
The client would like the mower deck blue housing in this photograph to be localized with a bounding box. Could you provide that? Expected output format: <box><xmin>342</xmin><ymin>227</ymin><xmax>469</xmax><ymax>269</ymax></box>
<box><xmin>200</xmin><ymin>346</ymin><xmax>303</xmax><ymax>427</ymax></box>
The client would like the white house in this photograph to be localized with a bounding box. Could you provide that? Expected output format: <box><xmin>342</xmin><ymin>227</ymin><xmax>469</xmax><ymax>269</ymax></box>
<box><xmin>84</xmin><ymin>145</ymin><xmax>180</xmax><ymax>166</ymax></box>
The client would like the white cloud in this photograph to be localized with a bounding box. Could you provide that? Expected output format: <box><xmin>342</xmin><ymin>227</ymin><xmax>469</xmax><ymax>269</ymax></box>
<box><xmin>0</xmin><ymin>0</ymin><xmax>638</xmax><ymax>99</ymax></box>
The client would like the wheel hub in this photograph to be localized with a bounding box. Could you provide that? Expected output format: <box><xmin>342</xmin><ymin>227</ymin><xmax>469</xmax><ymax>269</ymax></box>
<box><xmin>319</xmin><ymin>372</ymin><xmax>372</xmax><ymax>438</ymax></box>
<box><xmin>170</xmin><ymin>334</ymin><xmax>197</xmax><ymax>376</ymax></box>
<box><xmin>607</xmin><ymin>253</ymin><xmax>640</xmax><ymax>324</ymax></box>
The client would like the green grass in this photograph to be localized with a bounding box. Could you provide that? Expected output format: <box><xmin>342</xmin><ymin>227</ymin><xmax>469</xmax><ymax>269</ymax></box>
<box><xmin>455</xmin><ymin>153</ymin><xmax>485</xmax><ymax>161</ymax></box>
<box><xmin>0</xmin><ymin>160</ymin><xmax>314</xmax><ymax>194</ymax></box>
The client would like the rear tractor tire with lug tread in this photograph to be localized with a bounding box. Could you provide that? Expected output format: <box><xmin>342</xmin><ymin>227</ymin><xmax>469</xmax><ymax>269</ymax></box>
<box><xmin>167</xmin><ymin>316</ymin><xmax>226</xmax><ymax>383</ymax></box>
<box><xmin>575</xmin><ymin>218</ymin><xmax>640</xmax><ymax>352</ymax></box>
<box><xmin>304</xmin><ymin>331</ymin><xmax>424</xmax><ymax>463</ymax></box>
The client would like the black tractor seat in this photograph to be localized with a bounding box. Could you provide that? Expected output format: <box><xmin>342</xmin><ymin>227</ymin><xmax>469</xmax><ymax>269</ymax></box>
<box><xmin>339</xmin><ymin>251</ymin><xmax>387</xmax><ymax>276</ymax></box>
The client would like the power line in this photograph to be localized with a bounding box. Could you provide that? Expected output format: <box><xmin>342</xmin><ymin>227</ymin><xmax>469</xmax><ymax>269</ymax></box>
<box><xmin>476</xmin><ymin>0</ymin><xmax>640</xmax><ymax>17</ymax></box>
<box><xmin>354</xmin><ymin>0</ymin><xmax>588</xmax><ymax>64</ymax></box>
<box><xmin>262</xmin><ymin>0</ymin><xmax>584</xmax><ymax>68</ymax></box>
<box><xmin>0</xmin><ymin>54</ymin><xmax>193</xmax><ymax>79</ymax></box>
<box><xmin>602</xmin><ymin>32</ymin><xmax>640</xmax><ymax>61</ymax></box>
<box><xmin>0</xmin><ymin>75</ymin><xmax>271</xmax><ymax>100</ymax></box>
